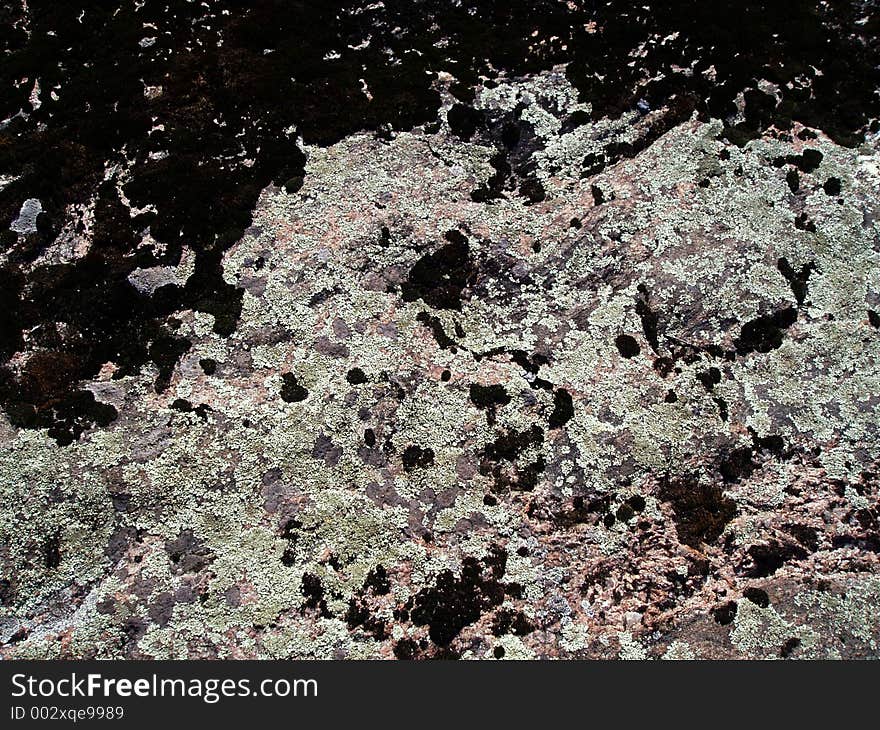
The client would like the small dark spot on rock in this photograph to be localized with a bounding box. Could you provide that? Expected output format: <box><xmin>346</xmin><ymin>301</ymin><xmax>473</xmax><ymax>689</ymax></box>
<box><xmin>659</xmin><ymin>475</ymin><xmax>736</xmax><ymax>548</ymax></box>
<box><xmin>615</xmin><ymin>334</ymin><xmax>640</xmax><ymax>358</ymax></box>
<box><xmin>469</xmin><ymin>383</ymin><xmax>511</xmax><ymax>409</ymax></box>
<box><xmin>734</xmin><ymin>307</ymin><xmax>797</xmax><ymax>355</ymax></box>
<box><xmin>720</xmin><ymin>447</ymin><xmax>756</xmax><ymax>482</ymax></box>
<box><xmin>697</xmin><ymin>367</ymin><xmax>722</xmax><ymax>391</ymax></box>
<box><xmin>402</xmin><ymin>444</ymin><xmax>435</xmax><ymax>471</ymax></box>
<box><xmin>742</xmin><ymin>542</ymin><xmax>806</xmax><ymax>578</ymax></box>
<box><xmin>627</xmin><ymin>495</ymin><xmax>646</xmax><ymax>513</ymax></box>
<box><xmin>823</xmin><ymin>177</ymin><xmax>842</xmax><ymax>196</ymax></box>
<box><xmin>393</xmin><ymin>638</ymin><xmax>419</xmax><ymax>660</ymax></box>
<box><xmin>777</xmin><ymin>258</ymin><xmax>816</xmax><ymax>306</ymax></box>
<box><xmin>401</xmin><ymin>231</ymin><xmax>475</xmax><ymax>311</ymax></box>
<box><xmin>548</xmin><ymin>388</ymin><xmax>574</xmax><ymax>429</ymax></box>
<box><xmin>365</xmin><ymin>564</ymin><xmax>391</xmax><ymax>595</ymax></box>
<box><xmin>346</xmin><ymin>367</ymin><xmax>368</xmax><ymax>385</ymax></box>
<box><xmin>780</xmin><ymin>637</ymin><xmax>801</xmax><ymax>658</ymax></box>
<box><xmin>743</xmin><ymin>587</ymin><xmax>770</xmax><ymax>607</ymax></box>
<box><xmin>199</xmin><ymin>358</ymin><xmax>217</xmax><ymax>375</ymax></box>
<box><xmin>712</xmin><ymin>601</ymin><xmax>738</xmax><ymax>625</ymax></box>
<box><xmin>280</xmin><ymin>373</ymin><xmax>308</xmax><ymax>402</ymax></box>
<box><xmin>44</xmin><ymin>533</ymin><xmax>62</xmax><ymax>569</ymax></box>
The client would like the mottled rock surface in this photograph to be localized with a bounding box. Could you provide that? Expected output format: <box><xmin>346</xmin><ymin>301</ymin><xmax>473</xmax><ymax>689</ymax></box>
<box><xmin>1</xmin><ymin>2</ymin><xmax>879</xmax><ymax>659</ymax></box>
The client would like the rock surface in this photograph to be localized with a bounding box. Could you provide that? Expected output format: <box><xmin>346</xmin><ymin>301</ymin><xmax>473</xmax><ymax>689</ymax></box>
<box><xmin>1</xmin><ymin>2</ymin><xmax>879</xmax><ymax>659</ymax></box>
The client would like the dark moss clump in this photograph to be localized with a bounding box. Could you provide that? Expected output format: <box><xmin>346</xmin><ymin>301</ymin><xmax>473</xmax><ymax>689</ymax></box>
<box><xmin>743</xmin><ymin>587</ymin><xmax>770</xmax><ymax>607</ymax></box>
<box><xmin>401</xmin><ymin>231</ymin><xmax>475</xmax><ymax>311</ymax></box>
<box><xmin>300</xmin><ymin>572</ymin><xmax>332</xmax><ymax>618</ymax></box>
<box><xmin>658</xmin><ymin>475</ymin><xmax>737</xmax><ymax>548</ymax></box>
<box><xmin>469</xmin><ymin>383</ymin><xmax>511</xmax><ymax>409</ymax></box>
<box><xmin>280</xmin><ymin>373</ymin><xmax>308</xmax><ymax>402</ymax></box>
<box><xmin>547</xmin><ymin>387</ymin><xmax>574</xmax><ymax>429</ymax></box>
<box><xmin>346</xmin><ymin>367</ymin><xmax>368</xmax><ymax>385</ymax></box>
<box><xmin>712</xmin><ymin>600</ymin><xmax>738</xmax><ymax>625</ymax></box>
<box><xmin>615</xmin><ymin>334</ymin><xmax>640</xmax><ymax>358</ymax></box>
<box><xmin>402</xmin><ymin>444</ymin><xmax>435</xmax><ymax>471</ymax></box>
<box><xmin>479</xmin><ymin>425</ymin><xmax>545</xmax><ymax>492</ymax></box>
<box><xmin>199</xmin><ymin>358</ymin><xmax>217</xmax><ymax>375</ymax></box>
<box><xmin>410</xmin><ymin>551</ymin><xmax>509</xmax><ymax>647</ymax></box>
<box><xmin>734</xmin><ymin>308</ymin><xmax>797</xmax><ymax>355</ymax></box>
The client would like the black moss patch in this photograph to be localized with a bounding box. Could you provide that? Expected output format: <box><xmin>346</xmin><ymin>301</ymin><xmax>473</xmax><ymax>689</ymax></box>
<box><xmin>697</xmin><ymin>367</ymin><xmax>722</xmax><ymax>392</ymax></box>
<box><xmin>720</xmin><ymin>446</ymin><xmax>757</xmax><ymax>483</ymax></box>
<box><xmin>199</xmin><ymin>358</ymin><xmax>217</xmax><ymax>376</ymax></box>
<box><xmin>393</xmin><ymin>638</ymin><xmax>419</xmax><ymax>660</ymax></box>
<box><xmin>416</xmin><ymin>311</ymin><xmax>457</xmax><ymax>350</ymax></box>
<box><xmin>170</xmin><ymin>398</ymin><xmax>211</xmax><ymax>421</ymax></box>
<box><xmin>823</xmin><ymin>177</ymin><xmax>842</xmax><ymax>196</ymax></box>
<box><xmin>43</xmin><ymin>533</ymin><xmax>62</xmax><ymax>569</ymax></box>
<box><xmin>491</xmin><ymin>608</ymin><xmax>535</xmax><ymax>637</ymax></box>
<box><xmin>401</xmin><ymin>231</ymin><xmax>475</xmax><ymax>311</ymax></box>
<box><xmin>743</xmin><ymin>587</ymin><xmax>770</xmax><ymax>607</ymax></box>
<box><xmin>469</xmin><ymin>383</ymin><xmax>511</xmax><ymax>421</ymax></box>
<box><xmin>712</xmin><ymin>600</ymin><xmax>738</xmax><ymax>625</ymax></box>
<box><xmin>741</xmin><ymin>541</ymin><xmax>807</xmax><ymax>578</ymax></box>
<box><xmin>410</xmin><ymin>550</ymin><xmax>509</xmax><ymax>647</ymax></box>
<box><xmin>794</xmin><ymin>213</ymin><xmax>818</xmax><ymax>233</ymax></box>
<box><xmin>280</xmin><ymin>373</ymin><xmax>308</xmax><ymax>403</ymax></box>
<box><xmin>658</xmin><ymin>475</ymin><xmax>737</xmax><ymax>548</ymax></box>
<box><xmin>720</xmin><ymin>430</ymin><xmax>790</xmax><ymax>483</ymax></box>
<box><xmin>364</xmin><ymin>564</ymin><xmax>391</xmax><ymax>595</ymax></box>
<box><xmin>547</xmin><ymin>388</ymin><xmax>574</xmax><ymax>429</ymax></box>
<box><xmin>615</xmin><ymin>334</ymin><xmax>641</xmax><ymax>358</ymax></box>
<box><xmin>734</xmin><ymin>307</ymin><xmax>798</xmax><ymax>355</ymax></box>
<box><xmin>469</xmin><ymin>109</ymin><xmax>546</xmax><ymax>204</ymax></box>
<box><xmin>479</xmin><ymin>425</ymin><xmax>545</xmax><ymax>492</ymax></box>
<box><xmin>776</xmin><ymin>149</ymin><xmax>824</xmax><ymax>173</ymax></box>
<box><xmin>345</xmin><ymin>599</ymin><xmax>387</xmax><ymax>640</ymax></box>
<box><xmin>784</xmin><ymin>523</ymin><xmax>819</xmax><ymax>552</ymax></box>
<box><xmin>780</xmin><ymin>637</ymin><xmax>801</xmax><ymax>658</ymax></box>
<box><xmin>346</xmin><ymin>367</ymin><xmax>368</xmax><ymax>385</ymax></box>
<box><xmin>777</xmin><ymin>258</ymin><xmax>816</xmax><ymax>306</ymax></box>
<box><xmin>300</xmin><ymin>572</ymin><xmax>332</xmax><ymax>619</ymax></box>
<box><xmin>402</xmin><ymin>444</ymin><xmax>435</xmax><ymax>471</ymax></box>
<box><xmin>636</xmin><ymin>285</ymin><xmax>661</xmax><ymax>353</ymax></box>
